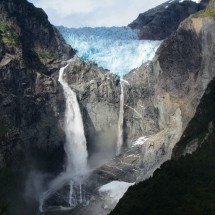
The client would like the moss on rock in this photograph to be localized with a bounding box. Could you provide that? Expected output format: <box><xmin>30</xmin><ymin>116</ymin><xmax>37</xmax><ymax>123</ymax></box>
<box><xmin>192</xmin><ymin>0</ymin><xmax>215</xmax><ymax>17</ymax></box>
<box><xmin>0</xmin><ymin>22</ymin><xmax>20</xmax><ymax>47</ymax></box>
<box><xmin>37</xmin><ymin>51</ymin><xmax>59</xmax><ymax>60</ymax></box>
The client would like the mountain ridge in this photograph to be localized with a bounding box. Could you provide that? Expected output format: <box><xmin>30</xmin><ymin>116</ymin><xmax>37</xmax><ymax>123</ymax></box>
<box><xmin>129</xmin><ymin>0</ymin><xmax>210</xmax><ymax>40</ymax></box>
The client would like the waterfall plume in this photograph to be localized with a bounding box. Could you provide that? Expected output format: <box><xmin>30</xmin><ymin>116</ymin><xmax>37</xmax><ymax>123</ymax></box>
<box><xmin>58</xmin><ymin>64</ymin><xmax>88</xmax><ymax>175</ymax></box>
<box><xmin>116</xmin><ymin>80</ymin><xmax>124</xmax><ymax>155</ymax></box>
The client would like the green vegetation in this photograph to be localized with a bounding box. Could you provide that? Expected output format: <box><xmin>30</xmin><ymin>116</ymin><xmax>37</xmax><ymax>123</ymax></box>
<box><xmin>110</xmin><ymin>78</ymin><xmax>215</xmax><ymax>215</ymax></box>
<box><xmin>193</xmin><ymin>8</ymin><xmax>215</xmax><ymax>17</ymax></box>
<box><xmin>22</xmin><ymin>49</ymin><xmax>46</xmax><ymax>71</ymax></box>
<box><xmin>208</xmin><ymin>0</ymin><xmax>215</xmax><ymax>8</ymax></box>
<box><xmin>192</xmin><ymin>0</ymin><xmax>215</xmax><ymax>17</ymax></box>
<box><xmin>0</xmin><ymin>22</ymin><xmax>20</xmax><ymax>47</ymax></box>
<box><xmin>22</xmin><ymin>49</ymin><xmax>59</xmax><ymax>72</ymax></box>
<box><xmin>37</xmin><ymin>51</ymin><xmax>58</xmax><ymax>60</ymax></box>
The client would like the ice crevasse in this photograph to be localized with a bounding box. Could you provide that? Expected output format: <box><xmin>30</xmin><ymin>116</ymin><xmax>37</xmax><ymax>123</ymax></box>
<box><xmin>57</xmin><ymin>26</ymin><xmax>162</xmax><ymax>77</ymax></box>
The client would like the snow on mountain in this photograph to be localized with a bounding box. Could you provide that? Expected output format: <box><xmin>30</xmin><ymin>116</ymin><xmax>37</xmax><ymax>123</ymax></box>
<box><xmin>169</xmin><ymin>0</ymin><xmax>201</xmax><ymax>3</ymax></box>
<box><xmin>58</xmin><ymin>26</ymin><xmax>161</xmax><ymax>77</ymax></box>
<box><xmin>99</xmin><ymin>181</ymin><xmax>134</xmax><ymax>204</ymax></box>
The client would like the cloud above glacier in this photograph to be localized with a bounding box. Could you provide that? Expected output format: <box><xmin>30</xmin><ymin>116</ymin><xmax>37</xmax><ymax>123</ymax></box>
<box><xmin>28</xmin><ymin>0</ymin><xmax>167</xmax><ymax>27</ymax></box>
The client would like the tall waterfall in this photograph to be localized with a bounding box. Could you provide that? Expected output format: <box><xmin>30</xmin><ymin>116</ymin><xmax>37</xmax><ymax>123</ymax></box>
<box><xmin>116</xmin><ymin>80</ymin><xmax>124</xmax><ymax>155</ymax></box>
<box><xmin>39</xmin><ymin>64</ymin><xmax>89</xmax><ymax>212</ymax></box>
<box><xmin>57</xmin><ymin>26</ymin><xmax>161</xmax><ymax>156</ymax></box>
<box><xmin>58</xmin><ymin>64</ymin><xmax>88</xmax><ymax>174</ymax></box>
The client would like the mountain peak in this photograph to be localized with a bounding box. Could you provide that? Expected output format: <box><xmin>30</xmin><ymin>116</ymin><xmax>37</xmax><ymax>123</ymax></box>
<box><xmin>128</xmin><ymin>0</ymin><xmax>209</xmax><ymax>40</ymax></box>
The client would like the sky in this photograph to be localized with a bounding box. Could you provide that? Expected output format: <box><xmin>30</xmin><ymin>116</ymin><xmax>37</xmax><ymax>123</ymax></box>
<box><xmin>28</xmin><ymin>0</ymin><xmax>167</xmax><ymax>27</ymax></box>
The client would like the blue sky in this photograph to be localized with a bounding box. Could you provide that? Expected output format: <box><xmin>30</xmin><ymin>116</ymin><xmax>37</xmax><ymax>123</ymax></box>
<box><xmin>28</xmin><ymin>0</ymin><xmax>167</xmax><ymax>27</ymax></box>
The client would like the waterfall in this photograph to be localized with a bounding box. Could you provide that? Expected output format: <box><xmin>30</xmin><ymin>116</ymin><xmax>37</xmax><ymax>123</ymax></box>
<box><xmin>58</xmin><ymin>64</ymin><xmax>88</xmax><ymax>174</ymax></box>
<box><xmin>116</xmin><ymin>80</ymin><xmax>124</xmax><ymax>155</ymax></box>
<box><xmin>58</xmin><ymin>64</ymin><xmax>88</xmax><ymax>208</ymax></box>
<box><xmin>39</xmin><ymin>64</ymin><xmax>89</xmax><ymax>212</ymax></box>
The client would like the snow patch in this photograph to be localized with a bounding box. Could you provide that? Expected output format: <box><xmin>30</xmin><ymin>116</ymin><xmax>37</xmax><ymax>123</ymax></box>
<box><xmin>99</xmin><ymin>181</ymin><xmax>134</xmax><ymax>203</ymax></box>
<box><xmin>169</xmin><ymin>0</ymin><xmax>201</xmax><ymax>4</ymax></box>
<box><xmin>133</xmin><ymin>136</ymin><xmax>150</xmax><ymax>146</ymax></box>
<box><xmin>180</xmin><ymin>0</ymin><xmax>201</xmax><ymax>3</ymax></box>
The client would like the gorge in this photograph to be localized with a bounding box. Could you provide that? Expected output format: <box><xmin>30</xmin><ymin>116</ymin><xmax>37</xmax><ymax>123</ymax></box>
<box><xmin>38</xmin><ymin>23</ymin><xmax>163</xmax><ymax>212</ymax></box>
<box><xmin>0</xmin><ymin>0</ymin><xmax>215</xmax><ymax>215</ymax></box>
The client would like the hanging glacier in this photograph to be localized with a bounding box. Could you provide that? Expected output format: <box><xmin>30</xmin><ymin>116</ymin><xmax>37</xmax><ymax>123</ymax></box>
<box><xmin>57</xmin><ymin>26</ymin><xmax>162</xmax><ymax>77</ymax></box>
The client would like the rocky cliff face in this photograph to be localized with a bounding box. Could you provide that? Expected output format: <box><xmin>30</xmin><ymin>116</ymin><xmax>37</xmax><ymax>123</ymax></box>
<box><xmin>109</xmin><ymin>2</ymin><xmax>215</xmax><ymax>214</ymax></box>
<box><xmin>56</xmin><ymin>2</ymin><xmax>215</xmax><ymax>214</ymax></box>
<box><xmin>0</xmin><ymin>0</ymin><xmax>75</xmax><ymax>174</ymax></box>
<box><xmin>116</xmin><ymin>0</ymin><xmax>213</xmax><ymax>151</ymax></box>
<box><xmin>63</xmin><ymin>58</ymin><xmax>121</xmax><ymax>164</ymax></box>
<box><xmin>122</xmin><ymin>11</ymin><xmax>215</xmax><ymax>148</ymax></box>
<box><xmin>172</xmin><ymin>0</ymin><xmax>215</xmax><ymax>157</ymax></box>
<box><xmin>0</xmin><ymin>0</ymin><xmax>74</xmax><ymax>73</ymax></box>
<box><xmin>1</xmin><ymin>0</ymin><xmax>212</xmax><ymax>176</ymax></box>
<box><xmin>129</xmin><ymin>0</ymin><xmax>209</xmax><ymax>40</ymax></box>
<box><xmin>1</xmin><ymin>0</ymin><xmax>215</xmax><ymax>214</ymax></box>
<box><xmin>0</xmin><ymin>0</ymin><xmax>76</xmax><ymax>213</ymax></box>
<box><xmin>110</xmin><ymin>78</ymin><xmax>215</xmax><ymax>215</ymax></box>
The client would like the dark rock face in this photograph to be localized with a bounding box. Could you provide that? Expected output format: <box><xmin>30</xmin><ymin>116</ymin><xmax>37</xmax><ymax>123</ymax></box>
<box><xmin>129</xmin><ymin>0</ymin><xmax>209</xmax><ymax>40</ymax></box>
<box><xmin>0</xmin><ymin>0</ymin><xmax>74</xmax><ymax>74</ymax></box>
<box><xmin>0</xmin><ymin>57</ymin><xmax>67</xmax><ymax>173</ymax></box>
<box><xmin>0</xmin><ymin>0</ymin><xmax>75</xmax><ymax>213</ymax></box>
<box><xmin>0</xmin><ymin>0</ymin><xmax>75</xmax><ymax>171</ymax></box>
<box><xmin>0</xmin><ymin>55</ymin><xmax>68</xmax><ymax>215</ymax></box>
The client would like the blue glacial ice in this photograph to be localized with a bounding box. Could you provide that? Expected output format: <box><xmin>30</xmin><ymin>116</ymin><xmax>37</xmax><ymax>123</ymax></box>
<box><xmin>57</xmin><ymin>26</ymin><xmax>162</xmax><ymax>77</ymax></box>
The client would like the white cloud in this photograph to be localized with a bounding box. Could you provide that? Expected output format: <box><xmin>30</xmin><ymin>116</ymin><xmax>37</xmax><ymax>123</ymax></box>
<box><xmin>28</xmin><ymin>0</ymin><xmax>167</xmax><ymax>27</ymax></box>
